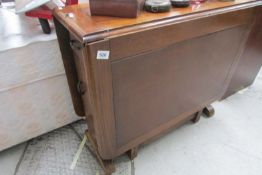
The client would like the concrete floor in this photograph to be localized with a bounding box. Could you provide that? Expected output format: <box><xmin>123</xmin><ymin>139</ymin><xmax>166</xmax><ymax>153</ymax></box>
<box><xmin>0</xmin><ymin>70</ymin><xmax>261</xmax><ymax>175</ymax></box>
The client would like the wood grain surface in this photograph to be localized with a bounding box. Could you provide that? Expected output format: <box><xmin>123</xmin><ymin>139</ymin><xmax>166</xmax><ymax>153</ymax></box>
<box><xmin>54</xmin><ymin>0</ymin><xmax>262</xmax><ymax>161</ymax></box>
<box><xmin>53</xmin><ymin>0</ymin><xmax>261</xmax><ymax>42</ymax></box>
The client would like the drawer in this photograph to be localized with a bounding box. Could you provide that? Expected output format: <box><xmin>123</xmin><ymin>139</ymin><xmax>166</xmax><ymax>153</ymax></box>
<box><xmin>109</xmin><ymin>8</ymin><xmax>254</xmax><ymax>61</ymax></box>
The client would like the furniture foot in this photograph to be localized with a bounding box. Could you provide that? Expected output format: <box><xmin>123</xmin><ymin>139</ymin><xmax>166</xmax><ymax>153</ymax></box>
<box><xmin>126</xmin><ymin>147</ymin><xmax>138</xmax><ymax>160</ymax></box>
<box><xmin>85</xmin><ymin>131</ymin><xmax>115</xmax><ymax>175</ymax></box>
<box><xmin>38</xmin><ymin>18</ymin><xmax>51</xmax><ymax>34</ymax></box>
<box><xmin>191</xmin><ymin>109</ymin><xmax>203</xmax><ymax>123</ymax></box>
<box><xmin>203</xmin><ymin>105</ymin><xmax>215</xmax><ymax>118</ymax></box>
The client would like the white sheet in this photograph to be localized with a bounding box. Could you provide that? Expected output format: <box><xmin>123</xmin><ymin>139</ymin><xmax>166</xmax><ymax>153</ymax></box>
<box><xmin>0</xmin><ymin>40</ymin><xmax>80</xmax><ymax>151</ymax></box>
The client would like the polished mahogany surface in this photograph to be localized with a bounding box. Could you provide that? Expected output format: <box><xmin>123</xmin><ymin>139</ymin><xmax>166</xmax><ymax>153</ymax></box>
<box><xmin>112</xmin><ymin>26</ymin><xmax>246</xmax><ymax>146</ymax></box>
<box><xmin>54</xmin><ymin>0</ymin><xmax>261</xmax><ymax>42</ymax></box>
<box><xmin>54</xmin><ymin>0</ymin><xmax>262</xmax><ymax>163</ymax></box>
<box><xmin>222</xmin><ymin>6</ymin><xmax>262</xmax><ymax>98</ymax></box>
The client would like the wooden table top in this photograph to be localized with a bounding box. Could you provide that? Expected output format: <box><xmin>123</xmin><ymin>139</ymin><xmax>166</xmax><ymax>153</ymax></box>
<box><xmin>53</xmin><ymin>0</ymin><xmax>261</xmax><ymax>42</ymax></box>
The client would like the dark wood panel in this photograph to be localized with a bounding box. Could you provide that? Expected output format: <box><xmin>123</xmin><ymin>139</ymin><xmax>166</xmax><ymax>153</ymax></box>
<box><xmin>109</xmin><ymin>8</ymin><xmax>253</xmax><ymax>60</ymax></box>
<box><xmin>85</xmin><ymin>40</ymin><xmax>117</xmax><ymax>159</ymax></box>
<box><xmin>89</xmin><ymin>0</ymin><xmax>144</xmax><ymax>18</ymax></box>
<box><xmin>112</xmin><ymin>26</ymin><xmax>246</xmax><ymax>146</ymax></box>
<box><xmin>70</xmin><ymin>42</ymin><xmax>92</xmax><ymax>116</ymax></box>
<box><xmin>222</xmin><ymin>7</ymin><xmax>262</xmax><ymax>99</ymax></box>
<box><xmin>53</xmin><ymin>18</ymin><xmax>85</xmax><ymax>116</ymax></box>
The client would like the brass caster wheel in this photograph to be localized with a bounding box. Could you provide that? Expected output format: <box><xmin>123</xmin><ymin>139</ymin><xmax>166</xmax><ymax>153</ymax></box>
<box><xmin>191</xmin><ymin>110</ymin><xmax>202</xmax><ymax>124</ymax></box>
<box><xmin>203</xmin><ymin>105</ymin><xmax>215</xmax><ymax>118</ymax></box>
<box><xmin>191</xmin><ymin>115</ymin><xmax>200</xmax><ymax>123</ymax></box>
<box><xmin>126</xmin><ymin>147</ymin><xmax>138</xmax><ymax>160</ymax></box>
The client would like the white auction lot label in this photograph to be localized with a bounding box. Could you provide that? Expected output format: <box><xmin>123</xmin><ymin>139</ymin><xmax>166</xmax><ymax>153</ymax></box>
<box><xmin>97</xmin><ymin>50</ymin><xmax>110</xmax><ymax>60</ymax></box>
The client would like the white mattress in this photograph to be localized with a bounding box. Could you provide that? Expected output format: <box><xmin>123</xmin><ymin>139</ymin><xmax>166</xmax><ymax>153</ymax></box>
<box><xmin>0</xmin><ymin>7</ymin><xmax>80</xmax><ymax>151</ymax></box>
